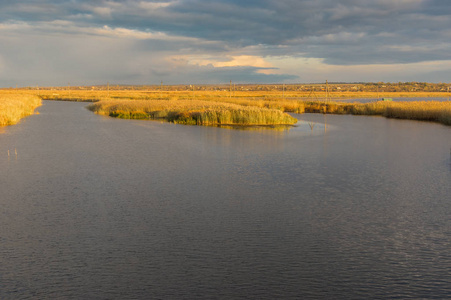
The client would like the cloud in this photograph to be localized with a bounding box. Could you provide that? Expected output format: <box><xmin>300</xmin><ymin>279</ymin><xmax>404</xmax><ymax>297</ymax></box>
<box><xmin>0</xmin><ymin>19</ymin><xmax>206</xmax><ymax>43</ymax></box>
<box><xmin>0</xmin><ymin>22</ymin><xmax>296</xmax><ymax>87</ymax></box>
<box><xmin>159</xmin><ymin>65</ymin><xmax>298</xmax><ymax>84</ymax></box>
<box><xmin>0</xmin><ymin>54</ymin><xmax>4</xmax><ymax>72</ymax></box>
<box><xmin>214</xmin><ymin>56</ymin><xmax>273</xmax><ymax>68</ymax></box>
<box><xmin>0</xmin><ymin>0</ymin><xmax>450</xmax><ymax>85</ymax></box>
<box><xmin>175</xmin><ymin>55</ymin><xmax>274</xmax><ymax>68</ymax></box>
<box><xmin>265</xmin><ymin>56</ymin><xmax>451</xmax><ymax>83</ymax></box>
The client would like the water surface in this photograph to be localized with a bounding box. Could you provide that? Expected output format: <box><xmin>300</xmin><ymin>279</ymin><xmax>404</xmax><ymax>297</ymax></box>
<box><xmin>1</xmin><ymin>101</ymin><xmax>451</xmax><ymax>299</ymax></box>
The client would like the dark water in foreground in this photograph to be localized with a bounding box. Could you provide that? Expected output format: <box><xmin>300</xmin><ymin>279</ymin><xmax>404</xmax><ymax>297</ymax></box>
<box><xmin>1</xmin><ymin>101</ymin><xmax>451</xmax><ymax>299</ymax></box>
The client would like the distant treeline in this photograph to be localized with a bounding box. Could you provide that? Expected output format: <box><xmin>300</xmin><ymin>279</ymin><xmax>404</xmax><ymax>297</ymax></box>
<box><xmin>6</xmin><ymin>82</ymin><xmax>451</xmax><ymax>93</ymax></box>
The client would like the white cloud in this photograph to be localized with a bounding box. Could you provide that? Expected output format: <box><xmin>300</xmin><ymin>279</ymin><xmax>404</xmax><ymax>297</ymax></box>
<box><xmin>91</xmin><ymin>25</ymin><xmax>168</xmax><ymax>40</ymax></box>
<box><xmin>215</xmin><ymin>56</ymin><xmax>273</xmax><ymax>68</ymax></box>
<box><xmin>0</xmin><ymin>20</ymin><xmax>201</xmax><ymax>42</ymax></box>
<box><xmin>175</xmin><ymin>55</ymin><xmax>274</xmax><ymax>69</ymax></box>
<box><xmin>0</xmin><ymin>22</ymin><xmax>32</xmax><ymax>32</ymax></box>
<box><xmin>91</xmin><ymin>6</ymin><xmax>113</xmax><ymax>18</ymax></box>
<box><xmin>137</xmin><ymin>1</ymin><xmax>174</xmax><ymax>10</ymax></box>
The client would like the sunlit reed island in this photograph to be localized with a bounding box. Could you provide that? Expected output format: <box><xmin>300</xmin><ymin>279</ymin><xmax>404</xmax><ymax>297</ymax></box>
<box><xmin>0</xmin><ymin>93</ymin><xmax>41</xmax><ymax>126</ymax></box>
<box><xmin>87</xmin><ymin>100</ymin><xmax>298</xmax><ymax>126</ymax></box>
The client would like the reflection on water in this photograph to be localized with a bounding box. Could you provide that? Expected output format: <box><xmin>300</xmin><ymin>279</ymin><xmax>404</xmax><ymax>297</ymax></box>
<box><xmin>1</xmin><ymin>101</ymin><xmax>451</xmax><ymax>299</ymax></box>
<box><xmin>5</xmin><ymin>148</ymin><xmax>18</xmax><ymax>161</ymax></box>
<box><xmin>217</xmin><ymin>124</ymin><xmax>294</xmax><ymax>132</ymax></box>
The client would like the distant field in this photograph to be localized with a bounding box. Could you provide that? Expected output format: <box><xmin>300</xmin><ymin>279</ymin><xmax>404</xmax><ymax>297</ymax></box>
<box><xmin>33</xmin><ymin>89</ymin><xmax>451</xmax><ymax>102</ymax></box>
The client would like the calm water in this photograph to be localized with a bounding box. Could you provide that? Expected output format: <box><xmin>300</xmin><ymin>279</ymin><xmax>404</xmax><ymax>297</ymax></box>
<box><xmin>1</xmin><ymin>101</ymin><xmax>451</xmax><ymax>299</ymax></box>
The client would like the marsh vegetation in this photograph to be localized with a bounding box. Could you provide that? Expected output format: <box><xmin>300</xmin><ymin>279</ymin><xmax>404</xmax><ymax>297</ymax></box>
<box><xmin>0</xmin><ymin>92</ymin><xmax>41</xmax><ymax>126</ymax></box>
<box><xmin>51</xmin><ymin>89</ymin><xmax>451</xmax><ymax>127</ymax></box>
<box><xmin>303</xmin><ymin>101</ymin><xmax>451</xmax><ymax>125</ymax></box>
<box><xmin>87</xmin><ymin>99</ymin><xmax>297</xmax><ymax>126</ymax></box>
<box><xmin>2</xmin><ymin>86</ymin><xmax>451</xmax><ymax>127</ymax></box>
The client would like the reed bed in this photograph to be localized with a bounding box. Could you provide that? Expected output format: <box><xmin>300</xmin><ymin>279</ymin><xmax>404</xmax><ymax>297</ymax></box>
<box><xmin>326</xmin><ymin>91</ymin><xmax>448</xmax><ymax>99</ymax></box>
<box><xmin>88</xmin><ymin>99</ymin><xmax>297</xmax><ymax>126</ymax></box>
<box><xmin>0</xmin><ymin>93</ymin><xmax>42</xmax><ymax>126</ymax></box>
<box><xmin>303</xmin><ymin>101</ymin><xmax>390</xmax><ymax>115</ymax></box>
<box><xmin>383</xmin><ymin>101</ymin><xmax>451</xmax><ymax>125</ymax></box>
<box><xmin>303</xmin><ymin>100</ymin><xmax>451</xmax><ymax>126</ymax></box>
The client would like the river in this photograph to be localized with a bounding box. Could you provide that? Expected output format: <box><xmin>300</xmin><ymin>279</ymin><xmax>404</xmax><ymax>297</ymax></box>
<box><xmin>1</xmin><ymin>101</ymin><xmax>451</xmax><ymax>299</ymax></box>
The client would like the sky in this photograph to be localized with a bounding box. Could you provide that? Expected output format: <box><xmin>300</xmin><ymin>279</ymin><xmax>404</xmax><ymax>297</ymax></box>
<box><xmin>0</xmin><ymin>0</ymin><xmax>450</xmax><ymax>87</ymax></box>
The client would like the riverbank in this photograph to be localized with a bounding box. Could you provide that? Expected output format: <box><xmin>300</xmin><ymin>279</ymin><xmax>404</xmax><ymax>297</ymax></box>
<box><xmin>0</xmin><ymin>92</ymin><xmax>42</xmax><ymax>126</ymax></box>
<box><xmin>302</xmin><ymin>101</ymin><xmax>451</xmax><ymax>126</ymax></box>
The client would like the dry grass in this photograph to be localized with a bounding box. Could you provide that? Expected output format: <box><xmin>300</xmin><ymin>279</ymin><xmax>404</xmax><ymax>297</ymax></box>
<box><xmin>303</xmin><ymin>101</ymin><xmax>390</xmax><ymax>115</ymax></box>
<box><xmin>3</xmin><ymin>88</ymin><xmax>450</xmax><ymax>127</ymax></box>
<box><xmin>88</xmin><ymin>99</ymin><xmax>297</xmax><ymax>126</ymax></box>
<box><xmin>0</xmin><ymin>92</ymin><xmax>42</xmax><ymax>126</ymax></box>
<box><xmin>37</xmin><ymin>89</ymin><xmax>308</xmax><ymax>113</ymax></box>
<box><xmin>36</xmin><ymin>89</ymin><xmax>450</xmax><ymax>102</ymax></box>
<box><xmin>40</xmin><ymin>89</ymin><xmax>451</xmax><ymax>126</ymax></box>
<box><xmin>324</xmin><ymin>91</ymin><xmax>448</xmax><ymax>99</ymax></box>
<box><xmin>303</xmin><ymin>100</ymin><xmax>451</xmax><ymax>125</ymax></box>
<box><xmin>383</xmin><ymin>101</ymin><xmax>451</xmax><ymax>125</ymax></box>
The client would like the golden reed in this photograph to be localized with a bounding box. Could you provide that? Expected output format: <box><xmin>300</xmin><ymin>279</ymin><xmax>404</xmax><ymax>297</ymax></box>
<box><xmin>0</xmin><ymin>91</ymin><xmax>42</xmax><ymax>126</ymax></box>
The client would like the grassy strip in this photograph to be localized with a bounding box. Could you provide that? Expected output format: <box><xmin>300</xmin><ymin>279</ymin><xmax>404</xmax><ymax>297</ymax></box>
<box><xmin>384</xmin><ymin>102</ymin><xmax>451</xmax><ymax>125</ymax></box>
<box><xmin>36</xmin><ymin>89</ymin><xmax>451</xmax><ymax>101</ymax></box>
<box><xmin>303</xmin><ymin>101</ymin><xmax>451</xmax><ymax>125</ymax></box>
<box><xmin>87</xmin><ymin>99</ymin><xmax>297</xmax><ymax>126</ymax></box>
<box><xmin>0</xmin><ymin>93</ymin><xmax>42</xmax><ymax>126</ymax></box>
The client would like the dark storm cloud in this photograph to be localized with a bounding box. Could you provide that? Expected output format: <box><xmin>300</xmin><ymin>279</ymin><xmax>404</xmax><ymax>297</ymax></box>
<box><xmin>2</xmin><ymin>0</ymin><xmax>450</xmax><ymax>64</ymax></box>
<box><xmin>0</xmin><ymin>0</ymin><xmax>450</xmax><ymax>85</ymax></box>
